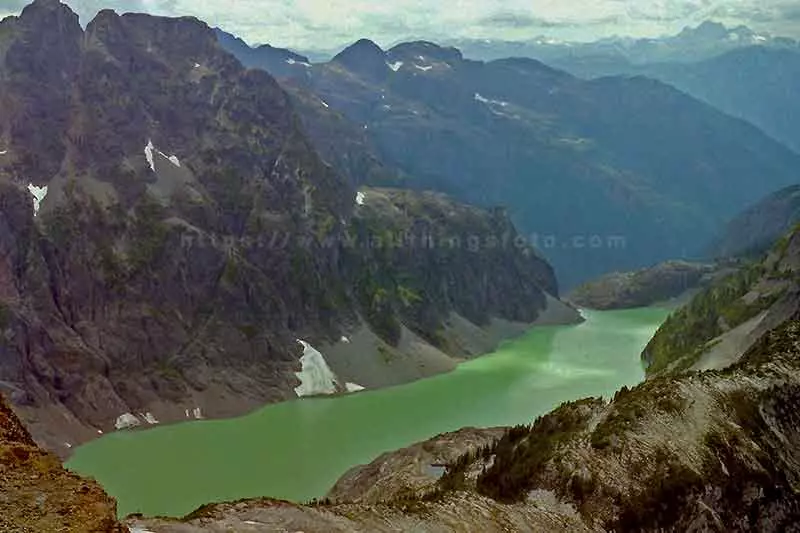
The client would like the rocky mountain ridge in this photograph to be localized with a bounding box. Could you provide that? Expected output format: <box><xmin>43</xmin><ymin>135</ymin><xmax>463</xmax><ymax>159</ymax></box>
<box><xmin>0</xmin><ymin>0</ymin><xmax>570</xmax><ymax>455</ymax></box>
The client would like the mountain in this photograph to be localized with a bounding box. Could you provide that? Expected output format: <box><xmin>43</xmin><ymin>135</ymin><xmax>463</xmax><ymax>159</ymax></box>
<box><xmin>447</xmin><ymin>24</ymin><xmax>800</xmax><ymax>154</ymax></box>
<box><xmin>219</xmin><ymin>34</ymin><xmax>800</xmax><ymax>288</ymax></box>
<box><xmin>635</xmin><ymin>47</ymin><xmax>800</xmax><ymax>153</ymax></box>
<box><xmin>0</xmin><ymin>0</ymin><xmax>569</xmax><ymax>453</ymax></box>
<box><xmin>644</xmin><ymin>228</ymin><xmax>800</xmax><ymax>375</ymax></box>
<box><xmin>449</xmin><ymin>21</ymin><xmax>798</xmax><ymax>72</ymax></box>
<box><xmin>567</xmin><ymin>260</ymin><xmax>722</xmax><ymax>310</ymax></box>
<box><xmin>709</xmin><ymin>185</ymin><xmax>800</xmax><ymax>260</ymax></box>
<box><xmin>213</xmin><ymin>28</ymin><xmax>314</xmax><ymax>80</ymax></box>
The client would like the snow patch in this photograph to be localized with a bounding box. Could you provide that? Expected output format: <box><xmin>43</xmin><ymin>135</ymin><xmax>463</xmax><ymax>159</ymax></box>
<box><xmin>345</xmin><ymin>382</ymin><xmax>365</xmax><ymax>392</ymax></box>
<box><xmin>286</xmin><ymin>58</ymin><xmax>312</xmax><ymax>67</ymax></box>
<box><xmin>356</xmin><ymin>191</ymin><xmax>366</xmax><ymax>205</ymax></box>
<box><xmin>294</xmin><ymin>339</ymin><xmax>338</xmax><ymax>397</ymax></box>
<box><xmin>320</xmin><ymin>100</ymin><xmax>329</xmax><ymax>108</ymax></box>
<box><xmin>143</xmin><ymin>412</ymin><xmax>159</xmax><ymax>425</ymax></box>
<box><xmin>185</xmin><ymin>409</ymin><xmax>190</xmax><ymax>418</ymax></box>
<box><xmin>144</xmin><ymin>139</ymin><xmax>156</xmax><ymax>172</ymax></box>
<box><xmin>387</xmin><ymin>61</ymin><xmax>403</xmax><ymax>72</ymax></box>
<box><xmin>193</xmin><ymin>62</ymin><xmax>200</xmax><ymax>68</ymax></box>
<box><xmin>417</xmin><ymin>55</ymin><xmax>425</xmax><ymax>61</ymax></box>
<box><xmin>27</xmin><ymin>184</ymin><xmax>48</xmax><ymax>217</ymax></box>
<box><xmin>753</xmin><ymin>34</ymin><xmax>767</xmax><ymax>42</ymax></box>
<box><xmin>114</xmin><ymin>413</ymin><xmax>141</xmax><ymax>430</ymax></box>
<box><xmin>414</xmin><ymin>64</ymin><xmax>433</xmax><ymax>71</ymax></box>
<box><xmin>193</xmin><ymin>407</ymin><xmax>203</xmax><ymax>419</ymax></box>
<box><xmin>146</xmin><ymin>139</ymin><xmax>181</xmax><ymax>170</ymax></box>
<box><xmin>96</xmin><ymin>429</ymin><xmax>103</xmax><ymax>435</ymax></box>
<box><xmin>0</xmin><ymin>150</ymin><xmax>7</xmax><ymax>155</ymax></box>
<box><xmin>64</xmin><ymin>442</ymin><xmax>72</xmax><ymax>448</ymax></box>
<box><xmin>474</xmin><ymin>93</ymin><xmax>509</xmax><ymax>107</ymax></box>
<box><xmin>341</xmin><ymin>336</ymin><xmax>351</xmax><ymax>343</ymax></box>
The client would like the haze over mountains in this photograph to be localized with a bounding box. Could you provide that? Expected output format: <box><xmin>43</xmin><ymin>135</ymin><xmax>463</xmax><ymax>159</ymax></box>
<box><xmin>217</xmin><ymin>26</ymin><xmax>800</xmax><ymax>287</ymax></box>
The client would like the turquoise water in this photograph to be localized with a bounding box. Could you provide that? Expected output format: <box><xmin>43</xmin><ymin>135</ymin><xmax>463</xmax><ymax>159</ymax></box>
<box><xmin>66</xmin><ymin>307</ymin><xmax>669</xmax><ymax>517</ymax></box>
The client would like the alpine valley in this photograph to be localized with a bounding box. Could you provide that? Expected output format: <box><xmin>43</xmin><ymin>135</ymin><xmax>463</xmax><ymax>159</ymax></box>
<box><xmin>2</xmin><ymin>2</ymin><xmax>800</xmax><ymax>533</ymax></box>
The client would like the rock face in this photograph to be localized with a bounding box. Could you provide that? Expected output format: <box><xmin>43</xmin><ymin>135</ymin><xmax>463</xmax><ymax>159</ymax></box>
<box><xmin>0</xmin><ymin>1</ymin><xmax>567</xmax><ymax>455</ymax></box>
<box><xmin>567</xmin><ymin>260</ymin><xmax>720</xmax><ymax>310</ymax></box>
<box><xmin>219</xmin><ymin>32</ymin><xmax>800</xmax><ymax>288</ymax></box>
<box><xmin>0</xmin><ymin>394</ymin><xmax>124</xmax><ymax>532</ymax></box>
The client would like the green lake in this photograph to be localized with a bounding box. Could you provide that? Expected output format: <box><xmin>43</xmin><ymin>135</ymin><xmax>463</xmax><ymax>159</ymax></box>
<box><xmin>66</xmin><ymin>307</ymin><xmax>670</xmax><ymax>517</ymax></box>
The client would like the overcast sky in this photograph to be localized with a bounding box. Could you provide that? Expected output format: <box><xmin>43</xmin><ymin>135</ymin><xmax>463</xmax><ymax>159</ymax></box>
<box><xmin>2</xmin><ymin>0</ymin><xmax>799</xmax><ymax>51</ymax></box>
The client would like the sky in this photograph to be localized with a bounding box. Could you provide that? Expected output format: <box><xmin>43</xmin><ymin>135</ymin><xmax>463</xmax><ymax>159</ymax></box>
<box><xmin>2</xmin><ymin>0</ymin><xmax>799</xmax><ymax>51</ymax></box>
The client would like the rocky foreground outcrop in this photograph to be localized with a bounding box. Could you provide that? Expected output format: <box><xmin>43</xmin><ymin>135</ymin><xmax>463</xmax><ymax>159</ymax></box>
<box><xmin>0</xmin><ymin>395</ymin><xmax>123</xmax><ymax>532</ymax></box>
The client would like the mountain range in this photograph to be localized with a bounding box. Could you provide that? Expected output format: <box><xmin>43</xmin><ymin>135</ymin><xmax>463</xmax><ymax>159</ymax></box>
<box><xmin>5</xmin><ymin>1</ymin><xmax>800</xmax><ymax>532</ymax></box>
<box><xmin>444</xmin><ymin>22</ymin><xmax>800</xmax><ymax>154</ymax></box>
<box><xmin>0</xmin><ymin>0</ymin><xmax>571</xmax><ymax>453</ymax></box>
<box><xmin>216</xmin><ymin>29</ymin><xmax>800</xmax><ymax>287</ymax></box>
<box><xmin>448</xmin><ymin>20</ymin><xmax>798</xmax><ymax>68</ymax></box>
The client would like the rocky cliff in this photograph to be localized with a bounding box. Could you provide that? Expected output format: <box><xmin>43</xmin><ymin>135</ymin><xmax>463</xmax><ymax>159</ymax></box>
<box><xmin>0</xmin><ymin>0</ymin><xmax>569</xmax><ymax>455</ymax></box>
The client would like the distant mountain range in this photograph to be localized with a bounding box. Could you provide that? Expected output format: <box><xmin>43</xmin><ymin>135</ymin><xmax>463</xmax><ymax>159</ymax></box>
<box><xmin>443</xmin><ymin>22</ymin><xmax>800</xmax><ymax>153</ymax></box>
<box><xmin>218</xmin><ymin>29</ymin><xmax>800</xmax><ymax>288</ymax></box>
<box><xmin>448</xmin><ymin>21</ymin><xmax>798</xmax><ymax>69</ymax></box>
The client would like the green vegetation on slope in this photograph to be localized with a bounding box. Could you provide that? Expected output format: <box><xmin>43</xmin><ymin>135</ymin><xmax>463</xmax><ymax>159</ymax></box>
<box><xmin>642</xmin><ymin>262</ymin><xmax>777</xmax><ymax>374</ymax></box>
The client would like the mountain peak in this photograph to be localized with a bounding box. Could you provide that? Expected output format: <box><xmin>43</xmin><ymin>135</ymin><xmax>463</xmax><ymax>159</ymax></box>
<box><xmin>331</xmin><ymin>38</ymin><xmax>388</xmax><ymax>77</ymax></box>
<box><xmin>388</xmin><ymin>41</ymin><xmax>463</xmax><ymax>64</ymax></box>
<box><xmin>19</xmin><ymin>0</ymin><xmax>80</xmax><ymax>30</ymax></box>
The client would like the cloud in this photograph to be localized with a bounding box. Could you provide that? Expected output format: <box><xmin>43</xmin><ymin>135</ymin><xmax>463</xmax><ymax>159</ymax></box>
<box><xmin>4</xmin><ymin>0</ymin><xmax>799</xmax><ymax>50</ymax></box>
<box><xmin>478</xmin><ymin>12</ymin><xmax>573</xmax><ymax>29</ymax></box>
